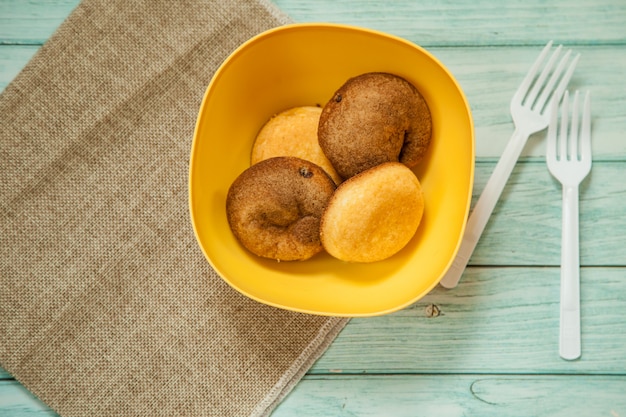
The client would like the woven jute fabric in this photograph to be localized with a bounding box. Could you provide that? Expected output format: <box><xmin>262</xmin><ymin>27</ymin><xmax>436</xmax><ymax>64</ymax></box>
<box><xmin>0</xmin><ymin>1</ymin><xmax>348</xmax><ymax>416</ymax></box>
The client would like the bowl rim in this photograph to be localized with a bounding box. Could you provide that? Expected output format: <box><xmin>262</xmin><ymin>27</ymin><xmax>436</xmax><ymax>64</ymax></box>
<box><xmin>189</xmin><ymin>22</ymin><xmax>475</xmax><ymax>316</ymax></box>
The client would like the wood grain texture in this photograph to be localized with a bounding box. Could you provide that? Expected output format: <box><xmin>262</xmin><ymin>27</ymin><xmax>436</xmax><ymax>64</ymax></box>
<box><xmin>0</xmin><ymin>382</ymin><xmax>57</xmax><ymax>416</ymax></box>
<box><xmin>310</xmin><ymin>267</ymin><xmax>626</xmax><ymax>374</ymax></box>
<box><xmin>470</xmin><ymin>161</ymin><xmax>626</xmax><ymax>266</ymax></box>
<box><xmin>273</xmin><ymin>0</ymin><xmax>626</xmax><ymax>46</ymax></box>
<box><xmin>0</xmin><ymin>0</ymin><xmax>79</xmax><ymax>44</ymax></box>
<box><xmin>435</xmin><ymin>46</ymin><xmax>626</xmax><ymax>159</ymax></box>
<box><xmin>274</xmin><ymin>375</ymin><xmax>626</xmax><ymax>417</ymax></box>
<box><xmin>0</xmin><ymin>46</ymin><xmax>39</xmax><ymax>90</ymax></box>
<box><xmin>3</xmin><ymin>0</ymin><xmax>626</xmax><ymax>47</ymax></box>
<box><xmin>4</xmin><ymin>375</ymin><xmax>626</xmax><ymax>417</ymax></box>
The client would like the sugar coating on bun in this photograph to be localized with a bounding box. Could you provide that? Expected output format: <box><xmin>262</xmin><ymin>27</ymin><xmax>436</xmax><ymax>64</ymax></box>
<box><xmin>320</xmin><ymin>162</ymin><xmax>424</xmax><ymax>263</ymax></box>
<box><xmin>318</xmin><ymin>72</ymin><xmax>432</xmax><ymax>180</ymax></box>
<box><xmin>251</xmin><ymin>106</ymin><xmax>342</xmax><ymax>184</ymax></box>
<box><xmin>226</xmin><ymin>156</ymin><xmax>336</xmax><ymax>261</ymax></box>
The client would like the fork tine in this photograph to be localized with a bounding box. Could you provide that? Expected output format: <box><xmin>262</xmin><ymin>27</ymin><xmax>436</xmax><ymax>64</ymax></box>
<box><xmin>547</xmin><ymin>95</ymin><xmax>559</xmax><ymax>160</ymax></box>
<box><xmin>569</xmin><ymin>91</ymin><xmax>581</xmax><ymax>160</ymax></box>
<box><xmin>580</xmin><ymin>91</ymin><xmax>592</xmax><ymax>162</ymax></box>
<box><xmin>525</xmin><ymin>44</ymin><xmax>562</xmax><ymax>107</ymax></box>
<box><xmin>559</xmin><ymin>91</ymin><xmax>570</xmax><ymax>161</ymax></box>
<box><xmin>514</xmin><ymin>41</ymin><xmax>553</xmax><ymax>101</ymax></box>
<box><xmin>535</xmin><ymin>49</ymin><xmax>577</xmax><ymax>112</ymax></box>
<box><xmin>556</xmin><ymin>52</ymin><xmax>579</xmax><ymax>97</ymax></box>
<box><xmin>548</xmin><ymin>52</ymin><xmax>580</xmax><ymax>113</ymax></box>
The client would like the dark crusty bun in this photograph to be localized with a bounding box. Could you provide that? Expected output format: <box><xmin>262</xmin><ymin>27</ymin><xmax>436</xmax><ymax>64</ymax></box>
<box><xmin>320</xmin><ymin>162</ymin><xmax>424</xmax><ymax>263</ymax></box>
<box><xmin>318</xmin><ymin>72</ymin><xmax>432</xmax><ymax>180</ymax></box>
<box><xmin>226</xmin><ymin>156</ymin><xmax>336</xmax><ymax>261</ymax></box>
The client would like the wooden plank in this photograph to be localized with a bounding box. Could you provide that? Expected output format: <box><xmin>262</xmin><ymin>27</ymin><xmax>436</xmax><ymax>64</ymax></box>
<box><xmin>310</xmin><ymin>267</ymin><xmax>626</xmax><ymax>374</ymax></box>
<box><xmin>470</xmin><ymin>161</ymin><xmax>626</xmax><ymax>266</ymax></box>
<box><xmin>3</xmin><ymin>375</ymin><xmax>626</xmax><ymax>417</ymax></box>
<box><xmin>0</xmin><ymin>46</ymin><xmax>39</xmax><ymax>90</ymax></box>
<box><xmin>273</xmin><ymin>375</ymin><xmax>626</xmax><ymax>416</ymax></box>
<box><xmin>0</xmin><ymin>381</ymin><xmax>57</xmax><ymax>416</ymax></box>
<box><xmin>273</xmin><ymin>0</ymin><xmax>626</xmax><ymax>46</ymax></box>
<box><xmin>2</xmin><ymin>45</ymin><xmax>625</xmax><ymax>159</ymax></box>
<box><xmin>434</xmin><ymin>46</ymin><xmax>626</xmax><ymax>159</ymax></box>
<box><xmin>2</xmin><ymin>0</ymin><xmax>626</xmax><ymax>47</ymax></box>
<box><xmin>0</xmin><ymin>0</ymin><xmax>79</xmax><ymax>44</ymax></box>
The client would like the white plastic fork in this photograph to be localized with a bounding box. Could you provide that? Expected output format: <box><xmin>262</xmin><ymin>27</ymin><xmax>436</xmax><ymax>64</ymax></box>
<box><xmin>440</xmin><ymin>41</ymin><xmax>580</xmax><ymax>289</ymax></box>
<box><xmin>547</xmin><ymin>90</ymin><xmax>592</xmax><ymax>361</ymax></box>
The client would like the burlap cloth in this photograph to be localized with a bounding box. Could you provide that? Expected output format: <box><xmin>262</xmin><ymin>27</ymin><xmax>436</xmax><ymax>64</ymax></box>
<box><xmin>0</xmin><ymin>0</ymin><xmax>348</xmax><ymax>415</ymax></box>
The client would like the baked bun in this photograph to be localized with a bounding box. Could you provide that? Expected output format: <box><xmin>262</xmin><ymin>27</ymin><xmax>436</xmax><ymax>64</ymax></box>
<box><xmin>318</xmin><ymin>72</ymin><xmax>432</xmax><ymax>180</ymax></box>
<box><xmin>320</xmin><ymin>162</ymin><xmax>424</xmax><ymax>263</ymax></box>
<box><xmin>226</xmin><ymin>156</ymin><xmax>336</xmax><ymax>261</ymax></box>
<box><xmin>251</xmin><ymin>106</ymin><xmax>341</xmax><ymax>184</ymax></box>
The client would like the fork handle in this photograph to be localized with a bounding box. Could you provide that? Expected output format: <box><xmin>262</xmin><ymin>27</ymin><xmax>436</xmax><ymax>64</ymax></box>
<box><xmin>440</xmin><ymin>127</ymin><xmax>529</xmax><ymax>288</ymax></box>
<box><xmin>560</xmin><ymin>184</ymin><xmax>582</xmax><ymax>360</ymax></box>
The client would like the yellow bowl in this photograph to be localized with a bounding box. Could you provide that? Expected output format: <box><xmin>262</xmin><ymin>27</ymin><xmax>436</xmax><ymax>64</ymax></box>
<box><xmin>189</xmin><ymin>23</ymin><xmax>474</xmax><ymax>317</ymax></box>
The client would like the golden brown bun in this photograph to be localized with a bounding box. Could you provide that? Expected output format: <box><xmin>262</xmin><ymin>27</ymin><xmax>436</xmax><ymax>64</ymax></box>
<box><xmin>226</xmin><ymin>157</ymin><xmax>336</xmax><ymax>261</ymax></box>
<box><xmin>318</xmin><ymin>72</ymin><xmax>432</xmax><ymax>180</ymax></box>
<box><xmin>320</xmin><ymin>162</ymin><xmax>424</xmax><ymax>263</ymax></box>
<box><xmin>251</xmin><ymin>106</ymin><xmax>342</xmax><ymax>184</ymax></box>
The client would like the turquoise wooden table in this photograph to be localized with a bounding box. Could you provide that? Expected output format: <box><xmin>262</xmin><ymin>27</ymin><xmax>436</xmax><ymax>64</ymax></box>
<box><xmin>2</xmin><ymin>0</ymin><xmax>626</xmax><ymax>415</ymax></box>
